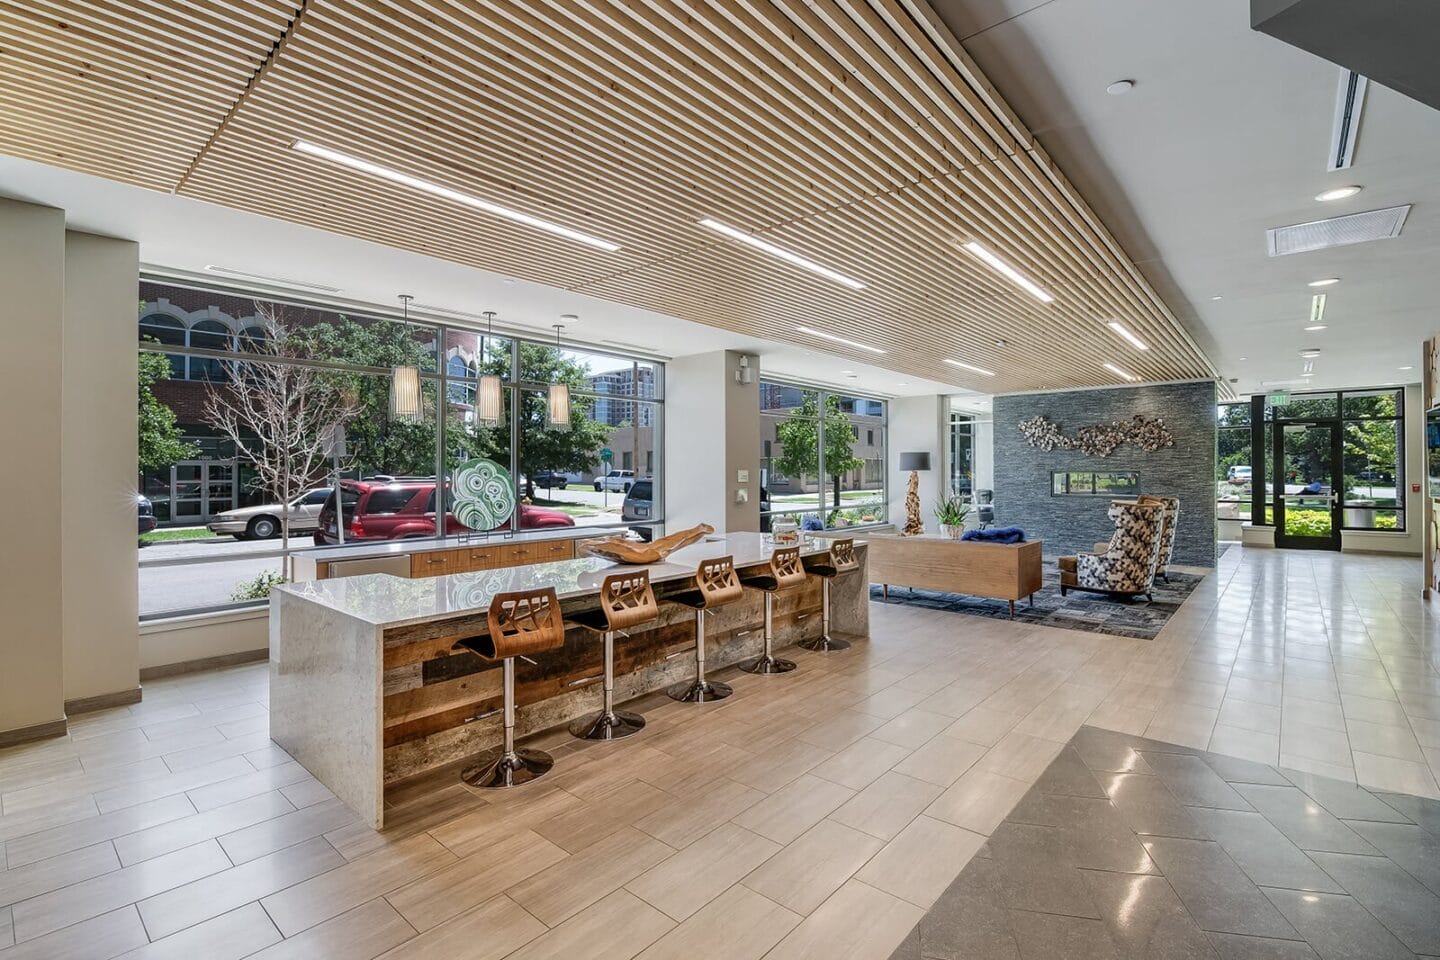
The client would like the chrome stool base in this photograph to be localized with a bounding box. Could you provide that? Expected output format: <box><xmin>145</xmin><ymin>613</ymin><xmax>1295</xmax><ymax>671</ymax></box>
<box><xmin>568</xmin><ymin>709</ymin><xmax>646</xmax><ymax>741</ymax></box>
<box><xmin>667</xmin><ymin>678</ymin><xmax>733</xmax><ymax>703</ymax></box>
<box><xmin>739</xmin><ymin>655</ymin><xmax>797</xmax><ymax>675</ymax></box>
<box><xmin>797</xmin><ymin>634</ymin><xmax>850</xmax><ymax>652</ymax></box>
<box><xmin>462</xmin><ymin>747</ymin><xmax>553</xmax><ymax>789</ymax></box>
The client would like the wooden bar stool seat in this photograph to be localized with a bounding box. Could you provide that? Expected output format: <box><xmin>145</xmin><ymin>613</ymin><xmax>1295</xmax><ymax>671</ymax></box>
<box><xmin>799</xmin><ymin>538</ymin><xmax>857</xmax><ymax>652</ymax></box>
<box><xmin>455</xmin><ymin>588</ymin><xmax>566</xmax><ymax>790</ymax></box>
<box><xmin>663</xmin><ymin>555</ymin><xmax>743</xmax><ymax>703</ymax></box>
<box><xmin>738</xmin><ymin>546</ymin><xmax>806</xmax><ymax>675</ymax></box>
<box><xmin>565</xmin><ymin>570</ymin><xmax>658</xmax><ymax>741</ymax></box>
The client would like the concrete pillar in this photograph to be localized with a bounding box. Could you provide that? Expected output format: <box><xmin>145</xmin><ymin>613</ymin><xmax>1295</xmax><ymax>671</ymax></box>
<box><xmin>63</xmin><ymin>231</ymin><xmax>141</xmax><ymax>710</ymax></box>
<box><xmin>0</xmin><ymin>199</ymin><xmax>67</xmax><ymax>742</ymax></box>
<box><xmin>663</xmin><ymin>350</ymin><xmax>761</xmax><ymax>533</ymax></box>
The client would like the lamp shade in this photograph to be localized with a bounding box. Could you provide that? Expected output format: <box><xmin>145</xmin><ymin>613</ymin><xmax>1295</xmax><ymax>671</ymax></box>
<box><xmin>389</xmin><ymin>365</ymin><xmax>422</xmax><ymax>422</ymax></box>
<box><xmin>474</xmin><ymin>373</ymin><xmax>503</xmax><ymax>428</ymax></box>
<box><xmin>899</xmin><ymin>451</ymin><xmax>931</xmax><ymax>472</ymax></box>
<box><xmin>547</xmin><ymin>382</ymin><xmax>571</xmax><ymax>430</ymax></box>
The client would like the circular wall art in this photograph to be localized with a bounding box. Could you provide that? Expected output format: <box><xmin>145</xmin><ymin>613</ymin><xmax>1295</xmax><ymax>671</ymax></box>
<box><xmin>450</xmin><ymin>458</ymin><xmax>516</xmax><ymax>532</ymax></box>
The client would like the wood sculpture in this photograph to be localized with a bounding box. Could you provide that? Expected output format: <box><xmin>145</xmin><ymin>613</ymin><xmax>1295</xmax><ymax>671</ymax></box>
<box><xmin>579</xmin><ymin>523</ymin><xmax>716</xmax><ymax>564</ymax></box>
<box><xmin>902</xmin><ymin>470</ymin><xmax>924</xmax><ymax>536</ymax></box>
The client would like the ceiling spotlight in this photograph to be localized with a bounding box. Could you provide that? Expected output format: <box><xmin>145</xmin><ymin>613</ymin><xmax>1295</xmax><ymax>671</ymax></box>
<box><xmin>944</xmin><ymin>358</ymin><xmax>997</xmax><ymax>377</ymax></box>
<box><xmin>1103</xmin><ymin>362</ymin><xmax>1139</xmax><ymax>382</ymax></box>
<box><xmin>1299</xmin><ymin>348</ymin><xmax>1321</xmax><ymax>359</ymax></box>
<box><xmin>1106</xmin><ymin>320</ymin><xmax>1149</xmax><ymax>351</ymax></box>
<box><xmin>1315</xmin><ymin>185</ymin><xmax>1361</xmax><ymax>202</ymax></box>
<box><xmin>1106</xmin><ymin>80</ymin><xmax>1135</xmax><ymax>96</ymax></box>
<box><xmin>1308</xmin><ymin>278</ymin><xmax>1340</xmax><ymax>287</ymax></box>
<box><xmin>994</xmin><ymin>339</ymin><xmax>1009</xmax><ymax>348</ymax></box>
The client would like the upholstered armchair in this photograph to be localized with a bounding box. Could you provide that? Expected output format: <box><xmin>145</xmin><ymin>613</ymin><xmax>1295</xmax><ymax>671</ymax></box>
<box><xmin>1058</xmin><ymin>499</ymin><xmax>1165</xmax><ymax>601</ymax></box>
<box><xmin>1138</xmin><ymin>495</ymin><xmax>1179</xmax><ymax>580</ymax></box>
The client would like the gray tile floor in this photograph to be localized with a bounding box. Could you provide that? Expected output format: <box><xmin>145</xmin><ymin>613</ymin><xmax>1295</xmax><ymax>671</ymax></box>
<box><xmin>891</xmin><ymin>725</ymin><xmax>1440</xmax><ymax>960</ymax></box>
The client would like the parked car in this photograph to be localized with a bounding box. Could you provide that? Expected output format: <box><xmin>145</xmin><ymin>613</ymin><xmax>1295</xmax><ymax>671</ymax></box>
<box><xmin>313</xmin><ymin>478</ymin><xmax>574</xmax><ymax>544</ymax></box>
<box><xmin>531</xmin><ymin>470</ymin><xmax>570</xmax><ymax>490</ymax></box>
<box><xmin>1357</xmin><ymin>468</ymin><xmax>1393</xmax><ymax>483</ymax></box>
<box><xmin>137</xmin><ymin>495</ymin><xmax>158</xmax><ymax>536</ymax></box>
<box><xmin>1226</xmin><ymin>465</ymin><xmax>1252</xmax><ymax>483</ymax></box>
<box><xmin>593</xmin><ymin>469</ymin><xmax>636</xmax><ymax>492</ymax></box>
<box><xmin>620</xmin><ymin>480</ymin><xmax>654</xmax><ymax>542</ymax></box>
<box><xmin>209</xmin><ymin>488</ymin><xmax>331</xmax><ymax>540</ymax></box>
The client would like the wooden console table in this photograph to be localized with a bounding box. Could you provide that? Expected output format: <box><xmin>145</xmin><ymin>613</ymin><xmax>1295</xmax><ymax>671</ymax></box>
<box><xmin>862</xmin><ymin>533</ymin><xmax>1043</xmax><ymax>617</ymax></box>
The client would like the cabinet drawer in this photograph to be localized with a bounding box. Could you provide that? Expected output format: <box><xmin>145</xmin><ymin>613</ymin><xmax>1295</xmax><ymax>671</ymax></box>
<box><xmin>410</xmin><ymin>549</ymin><xmax>461</xmax><ymax>577</ymax></box>
<box><xmin>535</xmin><ymin>539</ymin><xmax>574</xmax><ymax>561</ymax></box>
<box><xmin>459</xmin><ymin>546</ymin><xmax>500</xmax><ymax>572</ymax></box>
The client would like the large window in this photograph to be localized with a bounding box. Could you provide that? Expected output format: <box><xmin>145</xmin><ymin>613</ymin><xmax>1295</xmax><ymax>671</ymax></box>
<box><xmin>1216</xmin><ymin>401</ymin><xmax>1252</xmax><ymax>522</ymax></box>
<box><xmin>137</xmin><ymin>280</ymin><xmax>664</xmax><ymax>619</ymax></box>
<box><xmin>758</xmin><ymin>379</ymin><xmax>886</xmax><ymax>531</ymax></box>
<box><xmin>1341</xmin><ymin>389</ymin><xmax>1404</xmax><ymax>530</ymax></box>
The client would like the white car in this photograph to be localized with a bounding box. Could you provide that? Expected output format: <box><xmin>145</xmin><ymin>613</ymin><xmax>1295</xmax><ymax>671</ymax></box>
<box><xmin>208</xmin><ymin>488</ymin><xmax>331</xmax><ymax>540</ymax></box>
<box><xmin>593</xmin><ymin>469</ymin><xmax>636</xmax><ymax>492</ymax></box>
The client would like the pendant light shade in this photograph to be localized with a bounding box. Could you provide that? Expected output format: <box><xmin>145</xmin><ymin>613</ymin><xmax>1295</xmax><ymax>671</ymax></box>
<box><xmin>390</xmin><ymin>365</ymin><xmax>422</xmax><ymax>422</ymax></box>
<box><xmin>547</xmin><ymin>383</ymin><xmax>571</xmax><ymax>431</ymax></box>
<box><xmin>473</xmin><ymin>310</ymin><xmax>502</xmax><ymax>428</ymax></box>
<box><xmin>546</xmin><ymin>322</ymin><xmax>571</xmax><ymax>430</ymax></box>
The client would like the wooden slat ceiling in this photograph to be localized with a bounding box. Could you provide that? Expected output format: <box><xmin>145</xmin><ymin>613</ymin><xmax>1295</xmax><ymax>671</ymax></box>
<box><xmin>0</xmin><ymin>0</ymin><xmax>1221</xmax><ymax>394</ymax></box>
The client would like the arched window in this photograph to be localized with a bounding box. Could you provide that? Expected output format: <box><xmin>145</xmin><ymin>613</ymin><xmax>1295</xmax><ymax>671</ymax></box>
<box><xmin>238</xmin><ymin>324</ymin><xmax>270</xmax><ymax>352</ymax></box>
<box><xmin>138</xmin><ymin>313</ymin><xmax>186</xmax><ymax>379</ymax></box>
<box><xmin>447</xmin><ymin>353</ymin><xmax>476</xmax><ymax>405</ymax></box>
<box><xmin>188</xmin><ymin>320</ymin><xmax>234</xmax><ymax>381</ymax></box>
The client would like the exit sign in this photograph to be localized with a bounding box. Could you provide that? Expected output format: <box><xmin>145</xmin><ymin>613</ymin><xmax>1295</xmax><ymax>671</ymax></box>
<box><xmin>1266</xmin><ymin>392</ymin><xmax>1289</xmax><ymax>405</ymax></box>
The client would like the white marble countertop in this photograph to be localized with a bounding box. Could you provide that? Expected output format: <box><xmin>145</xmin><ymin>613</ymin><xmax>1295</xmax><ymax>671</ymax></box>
<box><xmin>289</xmin><ymin>524</ymin><xmax>634</xmax><ymax>564</ymax></box>
<box><xmin>273</xmin><ymin>532</ymin><xmax>857</xmax><ymax>629</ymax></box>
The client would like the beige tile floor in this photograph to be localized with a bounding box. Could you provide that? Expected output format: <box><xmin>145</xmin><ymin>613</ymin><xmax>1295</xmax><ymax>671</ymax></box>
<box><xmin>0</xmin><ymin>545</ymin><xmax>1437</xmax><ymax>959</ymax></box>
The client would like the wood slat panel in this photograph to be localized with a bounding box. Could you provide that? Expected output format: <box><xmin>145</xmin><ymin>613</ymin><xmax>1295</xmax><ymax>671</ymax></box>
<box><xmin>0</xmin><ymin>0</ymin><xmax>1221</xmax><ymax>394</ymax></box>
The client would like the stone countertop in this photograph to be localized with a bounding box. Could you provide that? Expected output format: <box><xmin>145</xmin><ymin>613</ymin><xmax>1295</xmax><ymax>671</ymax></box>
<box><xmin>272</xmin><ymin>532</ymin><xmax>856</xmax><ymax>629</ymax></box>
<box><xmin>288</xmin><ymin>524</ymin><xmax>633</xmax><ymax>564</ymax></box>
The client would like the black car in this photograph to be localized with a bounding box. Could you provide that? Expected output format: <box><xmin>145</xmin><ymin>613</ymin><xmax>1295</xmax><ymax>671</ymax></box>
<box><xmin>137</xmin><ymin>495</ymin><xmax>158</xmax><ymax>535</ymax></box>
<box><xmin>531</xmin><ymin>471</ymin><xmax>570</xmax><ymax>490</ymax></box>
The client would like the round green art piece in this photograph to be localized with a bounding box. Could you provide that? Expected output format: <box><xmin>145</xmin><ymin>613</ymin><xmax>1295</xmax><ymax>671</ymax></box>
<box><xmin>450</xmin><ymin>458</ymin><xmax>516</xmax><ymax>532</ymax></box>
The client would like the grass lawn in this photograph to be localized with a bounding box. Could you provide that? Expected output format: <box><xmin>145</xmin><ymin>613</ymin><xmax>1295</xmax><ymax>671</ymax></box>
<box><xmin>140</xmin><ymin>527</ymin><xmax>220</xmax><ymax>544</ymax></box>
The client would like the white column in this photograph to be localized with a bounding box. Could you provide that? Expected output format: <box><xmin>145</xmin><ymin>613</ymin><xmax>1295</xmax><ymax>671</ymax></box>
<box><xmin>887</xmin><ymin>395</ymin><xmax>947</xmax><ymax>532</ymax></box>
<box><xmin>663</xmin><ymin>350</ymin><xmax>761</xmax><ymax>533</ymax></box>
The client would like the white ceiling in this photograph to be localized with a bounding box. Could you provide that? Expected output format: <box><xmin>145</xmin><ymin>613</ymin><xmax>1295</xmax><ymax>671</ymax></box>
<box><xmin>936</xmin><ymin>0</ymin><xmax>1440</xmax><ymax>396</ymax></box>
<box><xmin>0</xmin><ymin>154</ymin><xmax>961</xmax><ymax>401</ymax></box>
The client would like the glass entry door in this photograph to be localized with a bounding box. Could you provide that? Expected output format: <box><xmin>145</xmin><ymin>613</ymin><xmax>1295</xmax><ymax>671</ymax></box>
<box><xmin>169</xmin><ymin>460</ymin><xmax>237</xmax><ymax>524</ymax></box>
<box><xmin>1273</xmin><ymin>421</ymin><xmax>1341</xmax><ymax>550</ymax></box>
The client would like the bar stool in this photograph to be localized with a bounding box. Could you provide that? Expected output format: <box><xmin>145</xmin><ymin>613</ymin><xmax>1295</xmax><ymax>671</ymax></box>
<box><xmin>664</xmin><ymin>555</ymin><xmax>743</xmax><ymax>703</ymax></box>
<box><xmin>565</xmin><ymin>569</ymin><xmax>658</xmax><ymax>740</ymax></box>
<box><xmin>799</xmin><ymin>538</ymin><xmax>857</xmax><ymax>652</ymax></box>
<box><xmin>738</xmin><ymin>546</ymin><xmax>807</xmax><ymax>675</ymax></box>
<box><xmin>456</xmin><ymin>588</ymin><xmax>566</xmax><ymax>789</ymax></box>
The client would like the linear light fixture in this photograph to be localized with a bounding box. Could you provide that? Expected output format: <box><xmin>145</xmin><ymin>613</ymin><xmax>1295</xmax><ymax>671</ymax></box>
<box><xmin>795</xmin><ymin>325</ymin><xmax>886</xmax><ymax>355</ymax></box>
<box><xmin>1310</xmin><ymin>293</ymin><xmax>1327</xmax><ymax>325</ymax></box>
<box><xmin>291</xmin><ymin>139</ymin><xmax>621</xmax><ymax>252</ymax></box>
<box><xmin>1103</xmin><ymin>362</ymin><xmax>1138</xmax><ymax>381</ymax></box>
<box><xmin>697</xmin><ymin>218</ymin><xmax>865</xmax><ymax>290</ymax></box>
<box><xmin>1106</xmin><ymin>320</ymin><xmax>1149</xmax><ymax>351</ymax></box>
<box><xmin>943</xmin><ymin>358</ymin><xmax>996</xmax><ymax>377</ymax></box>
<box><xmin>962</xmin><ymin>241</ymin><xmax>1054</xmax><ymax>303</ymax></box>
<box><xmin>1308</xmin><ymin>277</ymin><xmax>1340</xmax><ymax>287</ymax></box>
<box><xmin>1304</xmin><ymin>324</ymin><xmax>1327</xmax><ymax>332</ymax></box>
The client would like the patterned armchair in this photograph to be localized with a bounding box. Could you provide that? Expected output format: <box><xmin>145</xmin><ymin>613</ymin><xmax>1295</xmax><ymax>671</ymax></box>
<box><xmin>1058</xmin><ymin>500</ymin><xmax>1165</xmax><ymax>601</ymax></box>
<box><xmin>1138</xmin><ymin>495</ymin><xmax>1179</xmax><ymax>580</ymax></box>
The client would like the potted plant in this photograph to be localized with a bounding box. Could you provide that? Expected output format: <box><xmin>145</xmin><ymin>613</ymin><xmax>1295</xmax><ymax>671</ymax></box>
<box><xmin>935</xmin><ymin>492</ymin><xmax>970</xmax><ymax>539</ymax></box>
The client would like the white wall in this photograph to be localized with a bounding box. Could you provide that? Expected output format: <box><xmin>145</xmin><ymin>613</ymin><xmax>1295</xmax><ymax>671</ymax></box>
<box><xmin>973</xmin><ymin>416</ymin><xmax>995</xmax><ymax>494</ymax></box>
<box><xmin>0</xmin><ymin>199</ymin><xmax>67</xmax><ymax>736</ymax></box>
<box><xmin>887</xmin><ymin>395</ymin><xmax>947</xmax><ymax>534</ymax></box>
<box><xmin>665</xmin><ymin>350</ymin><xmax>762</xmax><ymax>533</ymax></box>
<box><xmin>63</xmin><ymin>232</ymin><xmax>141</xmax><ymax>705</ymax></box>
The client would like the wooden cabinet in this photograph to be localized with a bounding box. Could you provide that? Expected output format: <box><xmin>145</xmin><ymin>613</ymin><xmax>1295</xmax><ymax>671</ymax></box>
<box><xmin>321</xmin><ymin>537</ymin><xmax>579</xmax><ymax>581</ymax></box>
<box><xmin>409</xmin><ymin>549</ymin><xmax>462</xmax><ymax>578</ymax></box>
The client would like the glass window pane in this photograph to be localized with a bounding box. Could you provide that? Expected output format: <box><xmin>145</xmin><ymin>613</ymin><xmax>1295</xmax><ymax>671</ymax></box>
<box><xmin>1271</xmin><ymin>392</ymin><xmax>1337</xmax><ymax>419</ymax></box>
<box><xmin>760</xmin><ymin>381</ymin><xmax>817</xmax><ymax>414</ymax></box>
<box><xmin>827</xmin><ymin>394</ymin><xmax>886</xmax><ymax>527</ymax></box>
<box><xmin>1341</xmin><ymin>389</ymin><xmax>1402</xmax><ymax>419</ymax></box>
<box><xmin>1217</xmin><ymin>402</ymin><xmax>1252</xmax><ymax>427</ymax></box>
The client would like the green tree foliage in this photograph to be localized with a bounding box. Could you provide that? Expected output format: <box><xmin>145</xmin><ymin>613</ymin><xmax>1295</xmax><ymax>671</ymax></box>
<box><xmin>774</xmin><ymin>393</ymin><xmax>863</xmax><ymax>521</ymax></box>
<box><xmin>515</xmin><ymin>342</ymin><xmax>613</xmax><ymax>497</ymax></box>
<box><xmin>138</xmin><ymin>346</ymin><xmax>198</xmax><ymax>471</ymax></box>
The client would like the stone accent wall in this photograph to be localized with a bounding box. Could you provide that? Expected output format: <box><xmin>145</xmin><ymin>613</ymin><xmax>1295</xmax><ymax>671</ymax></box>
<box><xmin>993</xmin><ymin>381</ymin><xmax>1217</xmax><ymax>566</ymax></box>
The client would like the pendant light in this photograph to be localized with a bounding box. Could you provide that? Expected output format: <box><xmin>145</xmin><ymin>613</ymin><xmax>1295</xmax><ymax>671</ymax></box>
<box><xmin>473</xmin><ymin>310</ymin><xmax>503</xmax><ymax>428</ymax></box>
<box><xmin>547</xmin><ymin>322</ymin><xmax>571</xmax><ymax>431</ymax></box>
<box><xmin>389</xmin><ymin>295</ymin><xmax>422</xmax><ymax>422</ymax></box>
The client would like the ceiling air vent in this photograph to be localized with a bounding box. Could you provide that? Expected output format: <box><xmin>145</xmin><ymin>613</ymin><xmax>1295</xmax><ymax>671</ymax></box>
<box><xmin>1266</xmin><ymin>205</ymin><xmax>1410</xmax><ymax>257</ymax></box>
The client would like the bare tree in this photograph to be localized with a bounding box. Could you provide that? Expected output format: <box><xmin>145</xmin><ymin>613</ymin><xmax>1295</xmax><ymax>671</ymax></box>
<box><xmin>203</xmin><ymin>303</ymin><xmax>358</xmax><ymax>565</ymax></box>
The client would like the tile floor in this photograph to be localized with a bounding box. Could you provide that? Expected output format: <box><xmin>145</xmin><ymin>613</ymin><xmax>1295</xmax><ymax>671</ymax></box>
<box><xmin>0</xmin><ymin>546</ymin><xmax>1436</xmax><ymax>959</ymax></box>
<box><xmin>890</xmin><ymin>725</ymin><xmax>1440</xmax><ymax>960</ymax></box>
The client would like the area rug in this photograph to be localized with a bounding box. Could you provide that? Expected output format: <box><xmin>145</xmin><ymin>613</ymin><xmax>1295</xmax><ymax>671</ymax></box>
<box><xmin>869</xmin><ymin>561</ymin><xmax>1204</xmax><ymax>640</ymax></box>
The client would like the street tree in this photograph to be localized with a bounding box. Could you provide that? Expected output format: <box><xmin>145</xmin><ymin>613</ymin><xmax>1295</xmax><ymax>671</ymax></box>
<box><xmin>774</xmin><ymin>393</ymin><xmax>863</xmax><ymax>522</ymax></box>
<box><xmin>515</xmin><ymin>342</ymin><xmax>613</xmax><ymax>498</ymax></box>
<box><xmin>138</xmin><ymin>344</ymin><xmax>198</xmax><ymax>472</ymax></box>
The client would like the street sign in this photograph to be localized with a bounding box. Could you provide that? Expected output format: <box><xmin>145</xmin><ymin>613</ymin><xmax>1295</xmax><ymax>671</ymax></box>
<box><xmin>600</xmin><ymin>447</ymin><xmax>613</xmax><ymax>462</ymax></box>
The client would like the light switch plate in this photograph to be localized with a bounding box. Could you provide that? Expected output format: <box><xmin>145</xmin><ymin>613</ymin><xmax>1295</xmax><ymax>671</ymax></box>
<box><xmin>734</xmin><ymin>488</ymin><xmax>749</xmax><ymax>503</ymax></box>
<box><xmin>737</xmin><ymin>469</ymin><xmax>750</xmax><ymax>483</ymax></box>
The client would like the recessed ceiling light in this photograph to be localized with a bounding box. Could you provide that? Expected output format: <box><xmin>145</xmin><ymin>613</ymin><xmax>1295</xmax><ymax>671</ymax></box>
<box><xmin>944</xmin><ymin>358</ymin><xmax>997</xmax><ymax>377</ymax></box>
<box><xmin>794</xmin><ymin>325</ymin><xmax>886</xmax><ymax>354</ymax></box>
<box><xmin>962</xmin><ymin>241</ymin><xmax>1054</xmax><ymax>303</ymax></box>
<box><xmin>560</xmin><ymin>313</ymin><xmax>580</xmax><ymax>323</ymax></box>
<box><xmin>1304</xmin><ymin>324</ymin><xmax>1328</xmax><ymax>331</ymax></box>
<box><xmin>844</xmin><ymin>373</ymin><xmax>859</xmax><ymax>379</ymax></box>
<box><xmin>1315</xmin><ymin>185</ymin><xmax>1362</xmax><ymax>202</ymax></box>
<box><xmin>1239</xmin><ymin>356</ymin><xmax>1248</xmax><ymax>361</ymax></box>
<box><xmin>1299</xmin><ymin>348</ymin><xmax>1321</xmax><ymax>358</ymax></box>
<box><xmin>1308</xmin><ymin>277</ymin><xmax>1340</xmax><ymax>287</ymax></box>
<box><xmin>699</xmin><ymin>219</ymin><xmax>865</xmax><ymax>290</ymax></box>
<box><xmin>502</xmin><ymin>278</ymin><xmax>517</xmax><ymax>285</ymax></box>
<box><xmin>1399</xmin><ymin>365</ymin><xmax>1414</xmax><ymax>371</ymax></box>
<box><xmin>1106</xmin><ymin>80</ymin><xmax>1135</xmax><ymax>96</ymax></box>
<box><xmin>290</xmin><ymin>139</ymin><xmax>621</xmax><ymax>252</ymax></box>
<box><xmin>1103</xmin><ymin>362</ymin><xmax>1139</xmax><ymax>381</ymax></box>
<box><xmin>1210</xmin><ymin>295</ymin><xmax>1223</xmax><ymax>301</ymax></box>
<box><xmin>1106</xmin><ymin>320</ymin><xmax>1149</xmax><ymax>351</ymax></box>
<box><xmin>994</xmin><ymin>339</ymin><xmax>1009</xmax><ymax>348</ymax></box>
<box><xmin>897</xmin><ymin>382</ymin><xmax>909</xmax><ymax>387</ymax></box>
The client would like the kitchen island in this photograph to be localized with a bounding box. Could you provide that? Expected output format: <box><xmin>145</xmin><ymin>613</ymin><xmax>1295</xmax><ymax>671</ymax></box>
<box><xmin>270</xmin><ymin>532</ymin><xmax>869</xmax><ymax>827</ymax></box>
